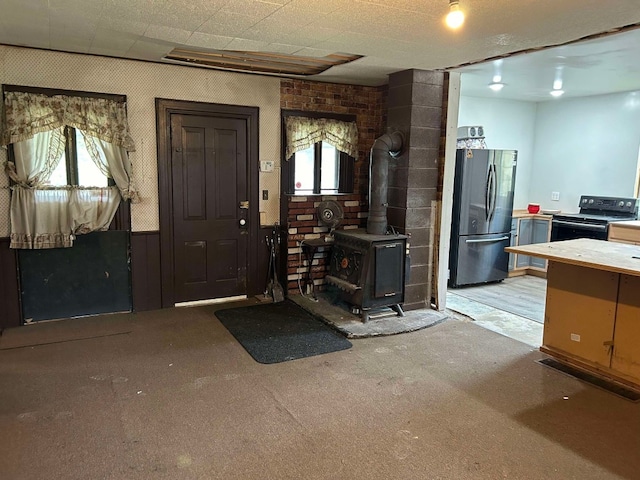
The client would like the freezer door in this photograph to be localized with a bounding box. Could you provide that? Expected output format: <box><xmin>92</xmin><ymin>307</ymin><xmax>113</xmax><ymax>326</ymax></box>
<box><xmin>455</xmin><ymin>149</ymin><xmax>491</xmax><ymax>236</ymax></box>
<box><xmin>487</xmin><ymin>150</ymin><xmax>517</xmax><ymax>234</ymax></box>
<box><xmin>449</xmin><ymin>233</ymin><xmax>510</xmax><ymax>287</ymax></box>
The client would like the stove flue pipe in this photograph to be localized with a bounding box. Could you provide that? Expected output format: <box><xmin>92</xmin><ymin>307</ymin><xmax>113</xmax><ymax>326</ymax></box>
<box><xmin>367</xmin><ymin>131</ymin><xmax>404</xmax><ymax>235</ymax></box>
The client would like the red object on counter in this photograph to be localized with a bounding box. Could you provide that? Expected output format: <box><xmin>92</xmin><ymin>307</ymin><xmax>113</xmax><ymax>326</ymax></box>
<box><xmin>527</xmin><ymin>203</ymin><xmax>540</xmax><ymax>214</ymax></box>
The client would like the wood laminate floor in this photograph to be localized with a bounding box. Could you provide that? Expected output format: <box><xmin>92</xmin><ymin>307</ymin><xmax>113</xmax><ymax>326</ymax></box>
<box><xmin>448</xmin><ymin>275</ymin><xmax>547</xmax><ymax>324</ymax></box>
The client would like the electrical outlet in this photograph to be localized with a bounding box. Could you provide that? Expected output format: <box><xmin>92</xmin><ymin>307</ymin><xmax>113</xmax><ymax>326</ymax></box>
<box><xmin>551</xmin><ymin>191</ymin><xmax>560</xmax><ymax>201</ymax></box>
<box><xmin>262</xmin><ymin>190</ymin><xmax>268</xmax><ymax>200</ymax></box>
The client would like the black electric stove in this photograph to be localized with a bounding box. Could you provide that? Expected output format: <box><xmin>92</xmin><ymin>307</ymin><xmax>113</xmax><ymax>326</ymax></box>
<box><xmin>551</xmin><ymin>195</ymin><xmax>638</xmax><ymax>241</ymax></box>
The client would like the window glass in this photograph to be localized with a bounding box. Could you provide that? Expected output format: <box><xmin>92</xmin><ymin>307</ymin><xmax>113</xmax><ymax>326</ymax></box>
<box><xmin>47</xmin><ymin>155</ymin><xmax>68</xmax><ymax>186</ymax></box>
<box><xmin>293</xmin><ymin>145</ymin><xmax>315</xmax><ymax>193</ymax></box>
<box><xmin>320</xmin><ymin>142</ymin><xmax>339</xmax><ymax>192</ymax></box>
<box><xmin>76</xmin><ymin>131</ymin><xmax>108</xmax><ymax>187</ymax></box>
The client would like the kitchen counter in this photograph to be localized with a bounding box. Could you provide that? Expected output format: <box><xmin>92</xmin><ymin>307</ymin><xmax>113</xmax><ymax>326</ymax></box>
<box><xmin>608</xmin><ymin>220</ymin><xmax>640</xmax><ymax>245</ymax></box>
<box><xmin>507</xmin><ymin>238</ymin><xmax>640</xmax><ymax>391</ymax></box>
<box><xmin>506</xmin><ymin>238</ymin><xmax>640</xmax><ymax>276</ymax></box>
<box><xmin>511</xmin><ymin>210</ymin><xmax>555</xmax><ymax>219</ymax></box>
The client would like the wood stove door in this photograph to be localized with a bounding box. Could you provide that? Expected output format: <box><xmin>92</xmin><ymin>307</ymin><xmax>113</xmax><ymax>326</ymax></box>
<box><xmin>374</xmin><ymin>241</ymin><xmax>405</xmax><ymax>298</ymax></box>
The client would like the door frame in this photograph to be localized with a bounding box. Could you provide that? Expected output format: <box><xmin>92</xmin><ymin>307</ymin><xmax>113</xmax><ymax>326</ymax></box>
<box><xmin>156</xmin><ymin>99</ymin><xmax>260</xmax><ymax>308</ymax></box>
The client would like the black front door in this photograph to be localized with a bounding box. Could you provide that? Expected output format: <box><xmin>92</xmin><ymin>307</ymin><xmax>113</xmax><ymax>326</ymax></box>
<box><xmin>169</xmin><ymin>113</ymin><xmax>249</xmax><ymax>302</ymax></box>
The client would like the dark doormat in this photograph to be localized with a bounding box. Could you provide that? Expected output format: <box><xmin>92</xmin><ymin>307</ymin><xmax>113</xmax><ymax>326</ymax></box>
<box><xmin>215</xmin><ymin>299</ymin><xmax>352</xmax><ymax>364</ymax></box>
<box><xmin>538</xmin><ymin>358</ymin><xmax>640</xmax><ymax>402</ymax></box>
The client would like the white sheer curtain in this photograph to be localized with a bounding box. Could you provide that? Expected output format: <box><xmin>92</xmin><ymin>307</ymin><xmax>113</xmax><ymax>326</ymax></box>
<box><xmin>6</xmin><ymin>128</ymin><xmax>66</xmax><ymax>187</ymax></box>
<box><xmin>82</xmin><ymin>133</ymin><xmax>139</xmax><ymax>202</ymax></box>
<box><xmin>9</xmin><ymin>186</ymin><xmax>121</xmax><ymax>249</ymax></box>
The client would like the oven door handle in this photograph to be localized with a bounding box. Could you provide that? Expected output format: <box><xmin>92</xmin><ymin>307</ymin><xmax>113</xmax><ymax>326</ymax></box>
<box><xmin>552</xmin><ymin>220</ymin><xmax>608</xmax><ymax>232</ymax></box>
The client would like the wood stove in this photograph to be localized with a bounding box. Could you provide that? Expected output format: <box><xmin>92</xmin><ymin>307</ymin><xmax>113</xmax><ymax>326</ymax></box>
<box><xmin>326</xmin><ymin>229</ymin><xmax>407</xmax><ymax>322</ymax></box>
<box><xmin>326</xmin><ymin>130</ymin><xmax>408</xmax><ymax>323</ymax></box>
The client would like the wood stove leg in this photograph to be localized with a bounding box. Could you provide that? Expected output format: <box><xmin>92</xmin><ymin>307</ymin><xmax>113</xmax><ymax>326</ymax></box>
<box><xmin>361</xmin><ymin>310</ymin><xmax>370</xmax><ymax>323</ymax></box>
<box><xmin>391</xmin><ymin>304</ymin><xmax>405</xmax><ymax>317</ymax></box>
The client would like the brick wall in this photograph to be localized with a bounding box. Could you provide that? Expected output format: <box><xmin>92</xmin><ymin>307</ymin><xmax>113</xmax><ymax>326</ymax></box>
<box><xmin>285</xmin><ymin>195</ymin><xmax>365</xmax><ymax>293</ymax></box>
<box><xmin>280</xmin><ymin>79</ymin><xmax>387</xmax><ymax>294</ymax></box>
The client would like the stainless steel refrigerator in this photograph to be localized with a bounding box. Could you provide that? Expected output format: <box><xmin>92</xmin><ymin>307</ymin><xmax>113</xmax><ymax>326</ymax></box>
<box><xmin>448</xmin><ymin>148</ymin><xmax>517</xmax><ymax>288</ymax></box>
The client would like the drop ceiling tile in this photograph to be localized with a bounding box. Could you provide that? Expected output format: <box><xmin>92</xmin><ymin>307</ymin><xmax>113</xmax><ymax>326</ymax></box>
<box><xmin>261</xmin><ymin>4</ymin><xmax>327</xmax><ymax>26</ymax></box>
<box><xmin>184</xmin><ymin>32</ymin><xmax>234</xmax><ymax>50</ymax></box>
<box><xmin>97</xmin><ymin>18</ymin><xmax>149</xmax><ymax>36</ymax></box>
<box><xmin>264</xmin><ymin>43</ymin><xmax>302</xmax><ymax>54</ymax></box>
<box><xmin>144</xmin><ymin>24</ymin><xmax>193</xmax><ymax>44</ymax></box>
<box><xmin>220</xmin><ymin>0</ymin><xmax>282</xmax><ymax>18</ymax></box>
<box><xmin>197</xmin><ymin>12</ymin><xmax>259</xmax><ymax>37</ymax></box>
<box><xmin>127</xmin><ymin>39</ymin><xmax>175</xmax><ymax>59</ymax></box>
<box><xmin>224</xmin><ymin>38</ymin><xmax>271</xmax><ymax>52</ymax></box>
<box><xmin>287</xmin><ymin>0</ymin><xmax>345</xmax><ymax>15</ymax></box>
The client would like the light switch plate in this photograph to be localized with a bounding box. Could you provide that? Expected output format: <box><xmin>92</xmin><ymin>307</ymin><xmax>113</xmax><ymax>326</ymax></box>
<box><xmin>260</xmin><ymin>160</ymin><xmax>274</xmax><ymax>172</ymax></box>
<box><xmin>551</xmin><ymin>191</ymin><xmax>560</xmax><ymax>201</ymax></box>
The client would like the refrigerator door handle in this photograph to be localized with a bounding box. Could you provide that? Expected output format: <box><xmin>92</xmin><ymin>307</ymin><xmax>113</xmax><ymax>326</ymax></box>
<box><xmin>465</xmin><ymin>235</ymin><xmax>510</xmax><ymax>243</ymax></box>
<box><xmin>485</xmin><ymin>167</ymin><xmax>492</xmax><ymax>221</ymax></box>
<box><xmin>489</xmin><ymin>163</ymin><xmax>497</xmax><ymax>221</ymax></box>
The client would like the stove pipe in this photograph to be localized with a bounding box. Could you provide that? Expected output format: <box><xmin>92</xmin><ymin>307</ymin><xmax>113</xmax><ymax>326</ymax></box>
<box><xmin>367</xmin><ymin>131</ymin><xmax>404</xmax><ymax>235</ymax></box>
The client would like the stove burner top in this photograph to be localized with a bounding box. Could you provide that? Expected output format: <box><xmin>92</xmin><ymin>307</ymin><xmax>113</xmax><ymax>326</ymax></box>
<box><xmin>553</xmin><ymin>212</ymin><xmax>636</xmax><ymax>224</ymax></box>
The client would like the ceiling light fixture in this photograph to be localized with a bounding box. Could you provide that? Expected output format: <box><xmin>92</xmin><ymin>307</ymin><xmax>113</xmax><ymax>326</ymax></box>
<box><xmin>550</xmin><ymin>67</ymin><xmax>564</xmax><ymax>97</ymax></box>
<box><xmin>489</xmin><ymin>74</ymin><xmax>505</xmax><ymax>91</ymax></box>
<box><xmin>445</xmin><ymin>0</ymin><xmax>465</xmax><ymax>29</ymax></box>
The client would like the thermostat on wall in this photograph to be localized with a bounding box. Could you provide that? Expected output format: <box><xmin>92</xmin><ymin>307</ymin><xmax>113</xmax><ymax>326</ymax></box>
<box><xmin>260</xmin><ymin>160</ymin><xmax>274</xmax><ymax>172</ymax></box>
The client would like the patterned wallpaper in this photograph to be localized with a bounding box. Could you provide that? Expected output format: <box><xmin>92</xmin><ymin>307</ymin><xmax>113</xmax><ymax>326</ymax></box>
<box><xmin>0</xmin><ymin>45</ymin><xmax>282</xmax><ymax>235</ymax></box>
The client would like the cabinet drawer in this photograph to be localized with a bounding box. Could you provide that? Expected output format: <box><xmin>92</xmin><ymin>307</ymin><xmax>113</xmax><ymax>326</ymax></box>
<box><xmin>608</xmin><ymin>225</ymin><xmax>640</xmax><ymax>243</ymax></box>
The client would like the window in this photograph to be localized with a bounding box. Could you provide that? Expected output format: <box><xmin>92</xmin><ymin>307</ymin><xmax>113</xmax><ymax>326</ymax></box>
<box><xmin>2</xmin><ymin>85</ymin><xmax>137</xmax><ymax>249</ymax></box>
<box><xmin>47</xmin><ymin>128</ymin><xmax>110</xmax><ymax>187</ymax></box>
<box><xmin>283</xmin><ymin>111</ymin><xmax>357</xmax><ymax>195</ymax></box>
<box><xmin>292</xmin><ymin>141</ymin><xmax>352</xmax><ymax>194</ymax></box>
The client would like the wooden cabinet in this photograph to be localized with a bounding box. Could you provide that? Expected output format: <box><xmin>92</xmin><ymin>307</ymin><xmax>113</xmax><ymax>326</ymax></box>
<box><xmin>509</xmin><ymin>215</ymin><xmax>551</xmax><ymax>275</ymax></box>
<box><xmin>507</xmin><ymin>239</ymin><xmax>640</xmax><ymax>390</ymax></box>
<box><xmin>608</xmin><ymin>220</ymin><xmax>640</xmax><ymax>245</ymax></box>
<box><xmin>610</xmin><ymin>275</ymin><xmax>640</xmax><ymax>381</ymax></box>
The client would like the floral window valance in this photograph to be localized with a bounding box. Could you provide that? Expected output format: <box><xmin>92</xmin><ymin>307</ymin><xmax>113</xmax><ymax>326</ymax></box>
<box><xmin>1</xmin><ymin>91</ymin><xmax>136</xmax><ymax>151</ymax></box>
<box><xmin>285</xmin><ymin>116</ymin><xmax>358</xmax><ymax>159</ymax></box>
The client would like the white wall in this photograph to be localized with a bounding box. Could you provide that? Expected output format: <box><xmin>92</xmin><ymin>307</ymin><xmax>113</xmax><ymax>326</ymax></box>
<box><xmin>458</xmin><ymin>96</ymin><xmax>537</xmax><ymax>209</ymax></box>
<box><xmin>0</xmin><ymin>45</ymin><xmax>282</xmax><ymax>236</ymax></box>
<box><xmin>529</xmin><ymin>92</ymin><xmax>640</xmax><ymax>213</ymax></box>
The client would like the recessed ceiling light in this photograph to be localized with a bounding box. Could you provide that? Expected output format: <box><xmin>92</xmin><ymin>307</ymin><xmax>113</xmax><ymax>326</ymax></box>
<box><xmin>550</xmin><ymin>89</ymin><xmax>565</xmax><ymax>97</ymax></box>
<box><xmin>489</xmin><ymin>82</ymin><xmax>505</xmax><ymax>91</ymax></box>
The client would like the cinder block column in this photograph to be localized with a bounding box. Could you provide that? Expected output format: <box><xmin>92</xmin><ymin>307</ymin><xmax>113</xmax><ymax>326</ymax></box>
<box><xmin>386</xmin><ymin>70</ymin><xmax>444</xmax><ymax>311</ymax></box>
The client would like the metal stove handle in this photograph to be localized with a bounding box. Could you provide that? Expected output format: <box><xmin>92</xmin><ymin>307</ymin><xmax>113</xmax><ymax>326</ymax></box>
<box><xmin>551</xmin><ymin>220</ymin><xmax>607</xmax><ymax>232</ymax></box>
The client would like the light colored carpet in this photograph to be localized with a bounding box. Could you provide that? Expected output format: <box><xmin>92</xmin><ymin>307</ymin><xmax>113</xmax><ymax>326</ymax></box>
<box><xmin>0</xmin><ymin>301</ymin><xmax>638</xmax><ymax>479</ymax></box>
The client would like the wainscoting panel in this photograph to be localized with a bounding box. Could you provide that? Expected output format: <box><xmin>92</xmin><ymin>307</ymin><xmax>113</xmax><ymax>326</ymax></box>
<box><xmin>0</xmin><ymin>238</ymin><xmax>20</xmax><ymax>329</ymax></box>
<box><xmin>131</xmin><ymin>231</ymin><xmax>162</xmax><ymax>312</ymax></box>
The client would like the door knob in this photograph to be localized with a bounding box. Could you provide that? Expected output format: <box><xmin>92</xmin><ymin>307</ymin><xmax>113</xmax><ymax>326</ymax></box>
<box><xmin>239</xmin><ymin>219</ymin><xmax>247</xmax><ymax>226</ymax></box>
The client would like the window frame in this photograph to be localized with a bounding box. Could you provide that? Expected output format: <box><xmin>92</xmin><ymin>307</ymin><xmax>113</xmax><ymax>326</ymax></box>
<box><xmin>281</xmin><ymin>110</ymin><xmax>356</xmax><ymax>196</ymax></box>
<box><xmin>2</xmin><ymin>84</ymin><xmax>130</xmax><ymax>230</ymax></box>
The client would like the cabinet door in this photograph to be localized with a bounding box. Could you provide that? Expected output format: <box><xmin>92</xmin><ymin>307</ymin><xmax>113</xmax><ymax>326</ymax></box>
<box><xmin>515</xmin><ymin>218</ymin><xmax>532</xmax><ymax>268</ymax></box>
<box><xmin>530</xmin><ymin>219</ymin><xmax>551</xmax><ymax>269</ymax></box>
<box><xmin>544</xmin><ymin>262</ymin><xmax>618</xmax><ymax>368</ymax></box>
<box><xmin>610</xmin><ymin>275</ymin><xmax>640</xmax><ymax>382</ymax></box>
